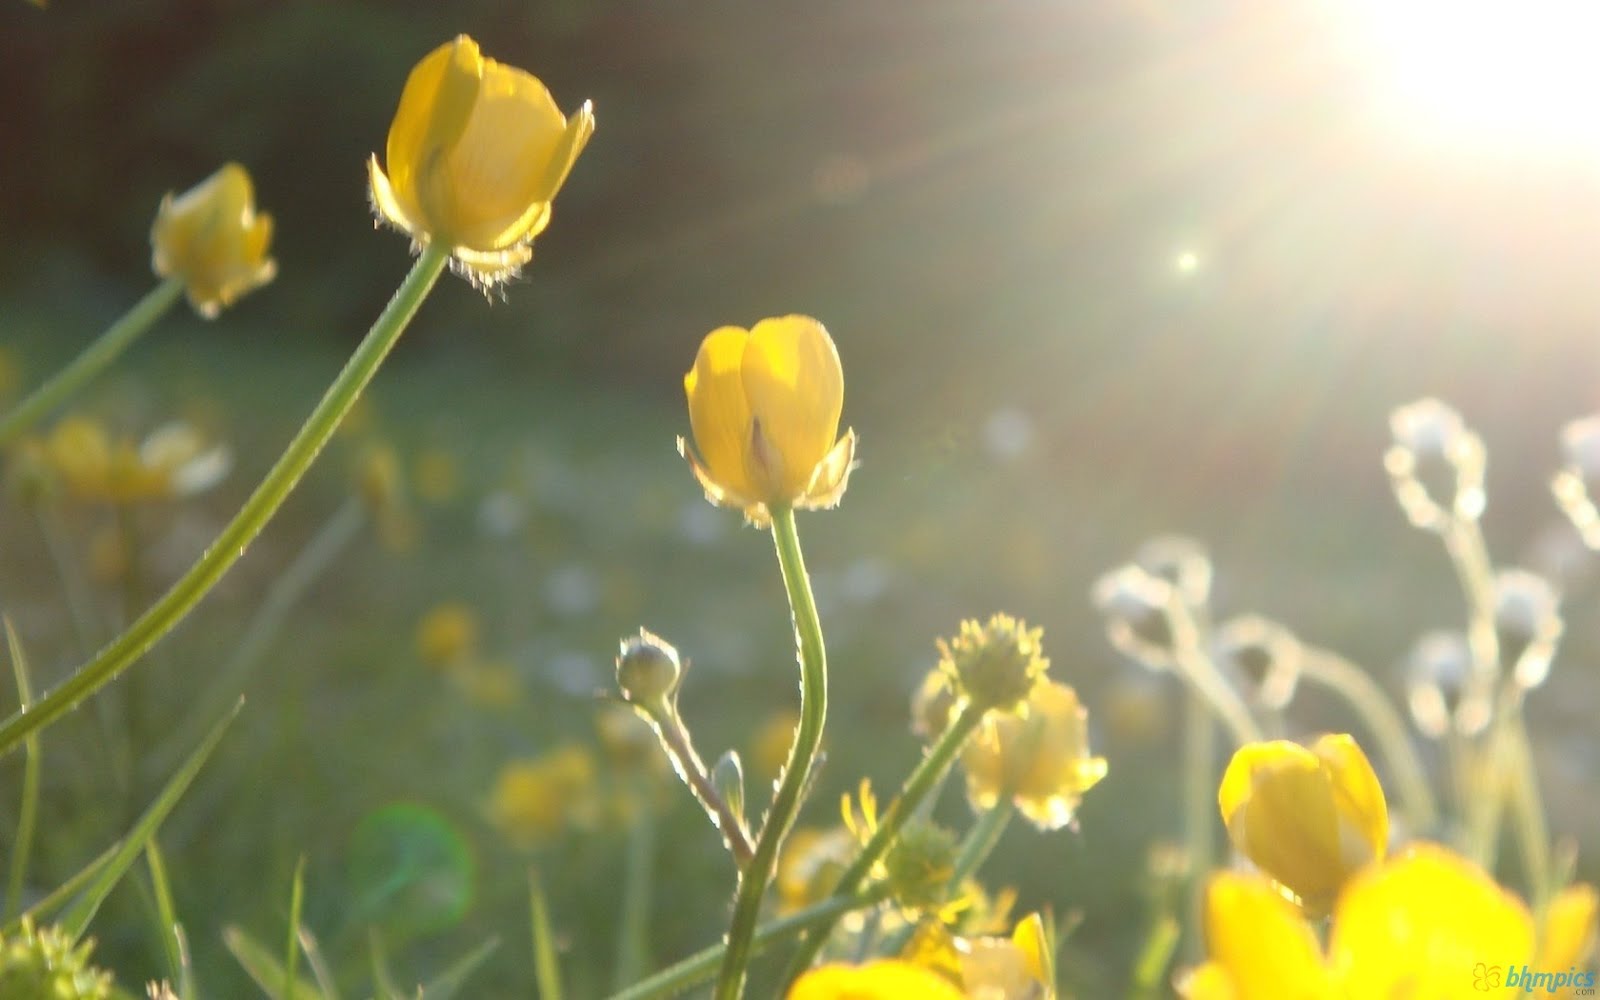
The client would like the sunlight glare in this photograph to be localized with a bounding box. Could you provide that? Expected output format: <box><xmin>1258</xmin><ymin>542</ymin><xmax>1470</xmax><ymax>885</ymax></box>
<box><xmin>1350</xmin><ymin>0</ymin><xmax>1600</xmax><ymax>155</ymax></box>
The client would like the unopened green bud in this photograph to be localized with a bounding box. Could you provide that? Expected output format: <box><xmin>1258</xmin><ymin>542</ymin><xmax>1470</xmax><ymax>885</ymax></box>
<box><xmin>616</xmin><ymin>628</ymin><xmax>682</xmax><ymax>708</ymax></box>
<box><xmin>883</xmin><ymin>820</ymin><xmax>958</xmax><ymax>913</ymax></box>
<box><xmin>712</xmin><ymin>749</ymin><xmax>746</xmax><ymax>827</ymax></box>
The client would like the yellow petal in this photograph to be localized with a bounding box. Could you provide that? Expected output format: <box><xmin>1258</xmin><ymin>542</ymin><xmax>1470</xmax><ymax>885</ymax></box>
<box><xmin>1219</xmin><ymin>740</ymin><xmax>1349</xmax><ymax>905</ymax></box>
<box><xmin>787</xmin><ymin>960</ymin><xmax>966</xmax><ymax>1000</ymax></box>
<box><xmin>1330</xmin><ymin>844</ymin><xmax>1534</xmax><ymax>998</ymax></box>
<box><xmin>741</xmin><ymin>316</ymin><xmax>843</xmax><ymax>501</ymax></box>
<box><xmin>1178</xmin><ymin>963</ymin><xmax>1240</xmax><ymax>1000</ymax></box>
<box><xmin>1309</xmin><ymin>733</ymin><xmax>1388</xmax><ymax>868</ymax></box>
<box><xmin>386</xmin><ymin>37</ymin><xmax>482</xmax><ymax>228</ymax></box>
<box><xmin>685</xmin><ymin>326</ymin><xmax>759</xmax><ymax>505</ymax></box>
<box><xmin>368</xmin><ymin>155</ymin><xmax>422</xmax><ymax>239</ymax></box>
<box><xmin>438</xmin><ymin>58</ymin><xmax>568</xmax><ymax>249</ymax></box>
<box><xmin>1539</xmin><ymin>882</ymin><xmax>1598</xmax><ymax>971</ymax></box>
<box><xmin>1202</xmin><ymin>872</ymin><xmax>1332</xmax><ymax>1000</ymax></box>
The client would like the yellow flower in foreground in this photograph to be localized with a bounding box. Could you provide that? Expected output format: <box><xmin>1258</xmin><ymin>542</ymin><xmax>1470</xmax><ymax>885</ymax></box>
<box><xmin>787</xmin><ymin>960</ymin><xmax>966</xmax><ymax>1000</ymax></box>
<box><xmin>956</xmin><ymin>913</ymin><xmax>1054</xmax><ymax>1000</ymax></box>
<box><xmin>486</xmin><ymin>745</ymin><xmax>597</xmax><ymax>849</ymax></box>
<box><xmin>1184</xmin><ymin>845</ymin><xmax>1534</xmax><ymax>1000</ymax></box>
<box><xmin>1218</xmin><ymin>734</ymin><xmax>1387</xmax><ymax>910</ymax></box>
<box><xmin>150</xmin><ymin>163</ymin><xmax>276</xmax><ymax>318</ymax></box>
<box><xmin>1538</xmin><ymin>882</ymin><xmax>1597</xmax><ymax>973</ymax></box>
<box><xmin>961</xmin><ymin>680</ymin><xmax>1107</xmax><ymax>831</ymax></box>
<box><xmin>681</xmin><ymin>315</ymin><xmax>855</xmax><ymax>527</ymax></box>
<box><xmin>368</xmin><ymin>35</ymin><xmax>594</xmax><ymax>285</ymax></box>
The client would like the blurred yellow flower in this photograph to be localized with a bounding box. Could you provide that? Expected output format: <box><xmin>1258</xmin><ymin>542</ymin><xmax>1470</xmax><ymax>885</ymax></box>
<box><xmin>43</xmin><ymin>416</ymin><xmax>230</xmax><ymax>505</ymax></box>
<box><xmin>453</xmin><ymin>660</ymin><xmax>521</xmax><ymax>708</ymax></box>
<box><xmin>961</xmin><ymin>680</ymin><xmax>1106</xmax><ymax>831</ymax></box>
<box><xmin>150</xmin><ymin>163</ymin><xmax>276</xmax><ymax>318</ymax></box>
<box><xmin>413</xmin><ymin>446</ymin><xmax>459</xmax><ymax>505</ymax></box>
<box><xmin>787</xmin><ymin>960</ymin><xmax>966</xmax><ymax>1000</ymax></box>
<box><xmin>953</xmin><ymin>913</ymin><xmax>1053</xmax><ymax>1000</ymax></box>
<box><xmin>749</xmin><ymin>709</ymin><xmax>799</xmax><ymax>782</ymax></box>
<box><xmin>1217</xmin><ymin>734</ymin><xmax>1387</xmax><ymax>910</ymax></box>
<box><xmin>1184</xmin><ymin>844</ymin><xmax>1535</xmax><ymax>1000</ymax></box>
<box><xmin>486</xmin><ymin>745</ymin><xmax>598</xmax><ymax>849</ymax></box>
<box><xmin>367</xmin><ymin>35</ymin><xmax>594</xmax><ymax>285</ymax></box>
<box><xmin>776</xmin><ymin>826</ymin><xmax>855</xmax><ymax>914</ymax></box>
<box><xmin>680</xmin><ymin>315</ymin><xmax>855</xmax><ymax>527</ymax></box>
<box><xmin>1538</xmin><ymin>882</ymin><xmax>1597</xmax><ymax>973</ymax></box>
<box><xmin>414</xmin><ymin>602</ymin><xmax>479</xmax><ymax>669</ymax></box>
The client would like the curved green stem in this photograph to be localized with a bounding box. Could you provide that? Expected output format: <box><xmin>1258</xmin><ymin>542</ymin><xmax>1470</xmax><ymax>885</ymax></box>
<box><xmin>610</xmin><ymin>885</ymin><xmax>892</xmax><ymax>1000</ymax></box>
<box><xmin>1299</xmin><ymin>647</ymin><xmax>1439</xmax><ymax>834</ymax></box>
<box><xmin>1163</xmin><ymin>598</ymin><xmax>1261</xmax><ymax>748</ymax></box>
<box><xmin>781</xmin><ymin>698</ymin><xmax>987</xmax><ymax>984</ymax></box>
<box><xmin>949</xmin><ymin>797</ymin><xmax>1014</xmax><ymax>889</ymax></box>
<box><xmin>0</xmin><ymin>245</ymin><xmax>449</xmax><ymax>756</ymax></box>
<box><xmin>713</xmin><ymin>506</ymin><xmax>828</xmax><ymax>1000</ymax></box>
<box><xmin>0</xmin><ymin>278</ymin><xmax>184</xmax><ymax>448</ymax></box>
<box><xmin>1180</xmin><ymin>685</ymin><xmax>1214</xmax><ymax>961</ymax></box>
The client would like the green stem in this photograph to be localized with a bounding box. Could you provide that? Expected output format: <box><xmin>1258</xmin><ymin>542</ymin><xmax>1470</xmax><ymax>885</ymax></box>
<box><xmin>1180</xmin><ymin>685</ymin><xmax>1213</xmax><ymax>962</ymax></box>
<box><xmin>646</xmin><ymin>701</ymin><xmax>754</xmax><ymax>867</ymax></box>
<box><xmin>4</xmin><ymin>623</ymin><xmax>40</xmax><ymax>920</ymax></box>
<box><xmin>948</xmin><ymin>797</ymin><xmax>1014</xmax><ymax>889</ymax></box>
<box><xmin>0</xmin><ymin>278</ymin><xmax>184</xmax><ymax>448</ymax></box>
<box><xmin>609</xmin><ymin>885</ymin><xmax>892</xmax><ymax>1000</ymax></box>
<box><xmin>780</xmin><ymin>698</ymin><xmax>987</xmax><ymax>983</ymax></box>
<box><xmin>1164</xmin><ymin>599</ymin><xmax>1261</xmax><ymax>747</ymax></box>
<box><xmin>0</xmin><ymin>245</ymin><xmax>449</xmax><ymax>756</ymax></box>
<box><xmin>713</xmin><ymin>506</ymin><xmax>828</xmax><ymax>1000</ymax></box>
<box><xmin>1299</xmin><ymin>648</ymin><xmax>1439</xmax><ymax>834</ymax></box>
<box><xmin>1506</xmin><ymin>709</ymin><xmax>1551</xmax><ymax>910</ymax></box>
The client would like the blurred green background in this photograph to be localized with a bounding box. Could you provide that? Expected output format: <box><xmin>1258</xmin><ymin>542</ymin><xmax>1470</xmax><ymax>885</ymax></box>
<box><xmin>2</xmin><ymin>1</ymin><xmax>1599</xmax><ymax>996</ymax></box>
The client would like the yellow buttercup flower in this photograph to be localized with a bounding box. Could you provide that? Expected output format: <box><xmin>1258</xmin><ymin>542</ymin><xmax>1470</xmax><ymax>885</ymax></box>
<box><xmin>787</xmin><ymin>959</ymin><xmax>966</xmax><ymax>1000</ymax></box>
<box><xmin>960</xmin><ymin>680</ymin><xmax>1107</xmax><ymax>831</ymax></box>
<box><xmin>1217</xmin><ymin>733</ymin><xmax>1387</xmax><ymax>910</ymax></box>
<box><xmin>1184</xmin><ymin>846</ymin><xmax>1535</xmax><ymax>1000</ymax></box>
<box><xmin>43</xmin><ymin>416</ymin><xmax>230</xmax><ymax>505</ymax></box>
<box><xmin>955</xmin><ymin>913</ymin><xmax>1054</xmax><ymax>1000</ymax></box>
<box><xmin>776</xmin><ymin>826</ymin><xmax>855</xmax><ymax>914</ymax></box>
<box><xmin>367</xmin><ymin>35</ymin><xmax>594</xmax><ymax>285</ymax></box>
<box><xmin>150</xmin><ymin>163</ymin><xmax>276</xmax><ymax>318</ymax></box>
<box><xmin>486</xmin><ymin>745</ymin><xmax>598</xmax><ymax>849</ymax></box>
<box><xmin>1538</xmin><ymin>882</ymin><xmax>1597</xmax><ymax>972</ymax></box>
<box><xmin>680</xmin><ymin>315</ymin><xmax>856</xmax><ymax>527</ymax></box>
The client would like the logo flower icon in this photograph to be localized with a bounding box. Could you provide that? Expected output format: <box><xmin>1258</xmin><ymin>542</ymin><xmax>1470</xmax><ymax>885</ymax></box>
<box><xmin>1473</xmin><ymin>963</ymin><xmax>1502</xmax><ymax>990</ymax></box>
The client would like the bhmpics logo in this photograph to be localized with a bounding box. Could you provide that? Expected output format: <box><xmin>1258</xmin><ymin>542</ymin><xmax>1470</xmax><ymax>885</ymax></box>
<box><xmin>1475</xmin><ymin>961</ymin><xmax>1597</xmax><ymax>994</ymax></box>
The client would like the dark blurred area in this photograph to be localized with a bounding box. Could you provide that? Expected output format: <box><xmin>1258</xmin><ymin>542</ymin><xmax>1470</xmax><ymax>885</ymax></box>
<box><xmin>5</xmin><ymin>1</ymin><xmax>1599</xmax><ymax>515</ymax></box>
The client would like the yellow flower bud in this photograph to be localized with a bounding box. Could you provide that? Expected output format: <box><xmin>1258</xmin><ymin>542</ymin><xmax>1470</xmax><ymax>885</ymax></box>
<box><xmin>1217</xmin><ymin>733</ymin><xmax>1388</xmax><ymax>910</ymax></box>
<box><xmin>680</xmin><ymin>315</ymin><xmax>856</xmax><ymax>527</ymax></box>
<box><xmin>150</xmin><ymin>163</ymin><xmax>276</xmax><ymax>318</ymax></box>
<box><xmin>961</xmin><ymin>680</ymin><xmax>1107</xmax><ymax>831</ymax></box>
<box><xmin>1538</xmin><ymin>882</ymin><xmax>1597</xmax><ymax>972</ymax></box>
<box><xmin>786</xmin><ymin>960</ymin><xmax>966</xmax><ymax>1000</ymax></box>
<box><xmin>367</xmin><ymin>35</ymin><xmax>594</xmax><ymax>285</ymax></box>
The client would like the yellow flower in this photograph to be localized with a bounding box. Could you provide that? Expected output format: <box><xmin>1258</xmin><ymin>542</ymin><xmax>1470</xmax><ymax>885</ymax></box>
<box><xmin>414</xmin><ymin>602</ymin><xmax>479</xmax><ymax>669</ymax></box>
<box><xmin>486</xmin><ymin>746</ymin><xmax>598</xmax><ymax>849</ymax></box>
<box><xmin>150</xmin><ymin>163</ymin><xmax>276</xmax><ymax>318</ymax></box>
<box><xmin>960</xmin><ymin>680</ymin><xmax>1107</xmax><ymax>831</ymax></box>
<box><xmin>955</xmin><ymin>912</ymin><xmax>1053</xmax><ymax>1000</ymax></box>
<box><xmin>937</xmin><ymin>614</ymin><xmax>1050</xmax><ymax>715</ymax></box>
<box><xmin>1331</xmin><ymin>845</ymin><xmax>1534</xmax><ymax>998</ymax></box>
<box><xmin>44</xmin><ymin>416</ymin><xmax>230</xmax><ymax>505</ymax></box>
<box><xmin>1185</xmin><ymin>845</ymin><xmax>1534</xmax><ymax>1000</ymax></box>
<box><xmin>1539</xmin><ymin>882</ymin><xmax>1598</xmax><ymax>972</ymax></box>
<box><xmin>776</xmin><ymin>826</ymin><xmax>856</xmax><ymax>914</ymax></box>
<box><xmin>749</xmin><ymin>709</ymin><xmax>800</xmax><ymax>782</ymax></box>
<box><xmin>680</xmin><ymin>315</ymin><xmax>856</xmax><ymax>527</ymax></box>
<box><xmin>1217</xmin><ymin>734</ymin><xmax>1387</xmax><ymax>910</ymax></box>
<box><xmin>787</xmin><ymin>960</ymin><xmax>966</xmax><ymax>1000</ymax></box>
<box><xmin>367</xmin><ymin>35</ymin><xmax>594</xmax><ymax>285</ymax></box>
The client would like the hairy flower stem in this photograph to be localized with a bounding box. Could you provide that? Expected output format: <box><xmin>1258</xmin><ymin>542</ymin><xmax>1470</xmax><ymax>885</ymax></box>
<box><xmin>1298</xmin><ymin>648</ymin><xmax>1439</xmax><ymax>834</ymax></box>
<box><xmin>0</xmin><ymin>278</ymin><xmax>184</xmax><ymax>448</ymax></box>
<box><xmin>645</xmin><ymin>702</ymin><xmax>754</xmax><ymax>867</ymax></box>
<box><xmin>0</xmin><ymin>245</ymin><xmax>449</xmax><ymax>756</ymax></box>
<box><xmin>780</xmin><ymin>699</ymin><xmax>987</xmax><ymax>984</ymax></box>
<box><xmin>949</xmin><ymin>797</ymin><xmax>1014</xmax><ymax>889</ymax></box>
<box><xmin>713</xmin><ymin>506</ymin><xmax>827</xmax><ymax>1000</ymax></box>
<box><xmin>611</xmin><ymin>884</ymin><xmax>893</xmax><ymax>1000</ymax></box>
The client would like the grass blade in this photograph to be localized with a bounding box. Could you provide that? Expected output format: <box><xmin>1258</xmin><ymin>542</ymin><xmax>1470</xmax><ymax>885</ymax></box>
<box><xmin>530</xmin><ymin>868</ymin><xmax>563</xmax><ymax>1000</ymax></box>
<box><xmin>145</xmin><ymin>837</ymin><xmax>193</xmax><ymax>998</ymax></box>
<box><xmin>286</xmin><ymin>856</ymin><xmax>306</xmax><ymax>1000</ymax></box>
<box><xmin>419</xmin><ymin>936</ymin><xmax>499</xmax><ymax>1000</ymax></box>
<box><xmin>224</xmin><ymin>925</ymin><xmax>327</xmax><ymax>1000</ymax></box>
<box><xmin>58</xmin><ymin>700</ymin><xmax>240</xmax><ymax>941</ymax></box>
<box><xmin>2</xmin><ymin>842</ymin><xmax>118</xmax><ymax>936</ymax></box>
<box><xmin>4</xmin><ymin>619</ymin><xmax>41</xmax><ymax>920</ymax></box>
